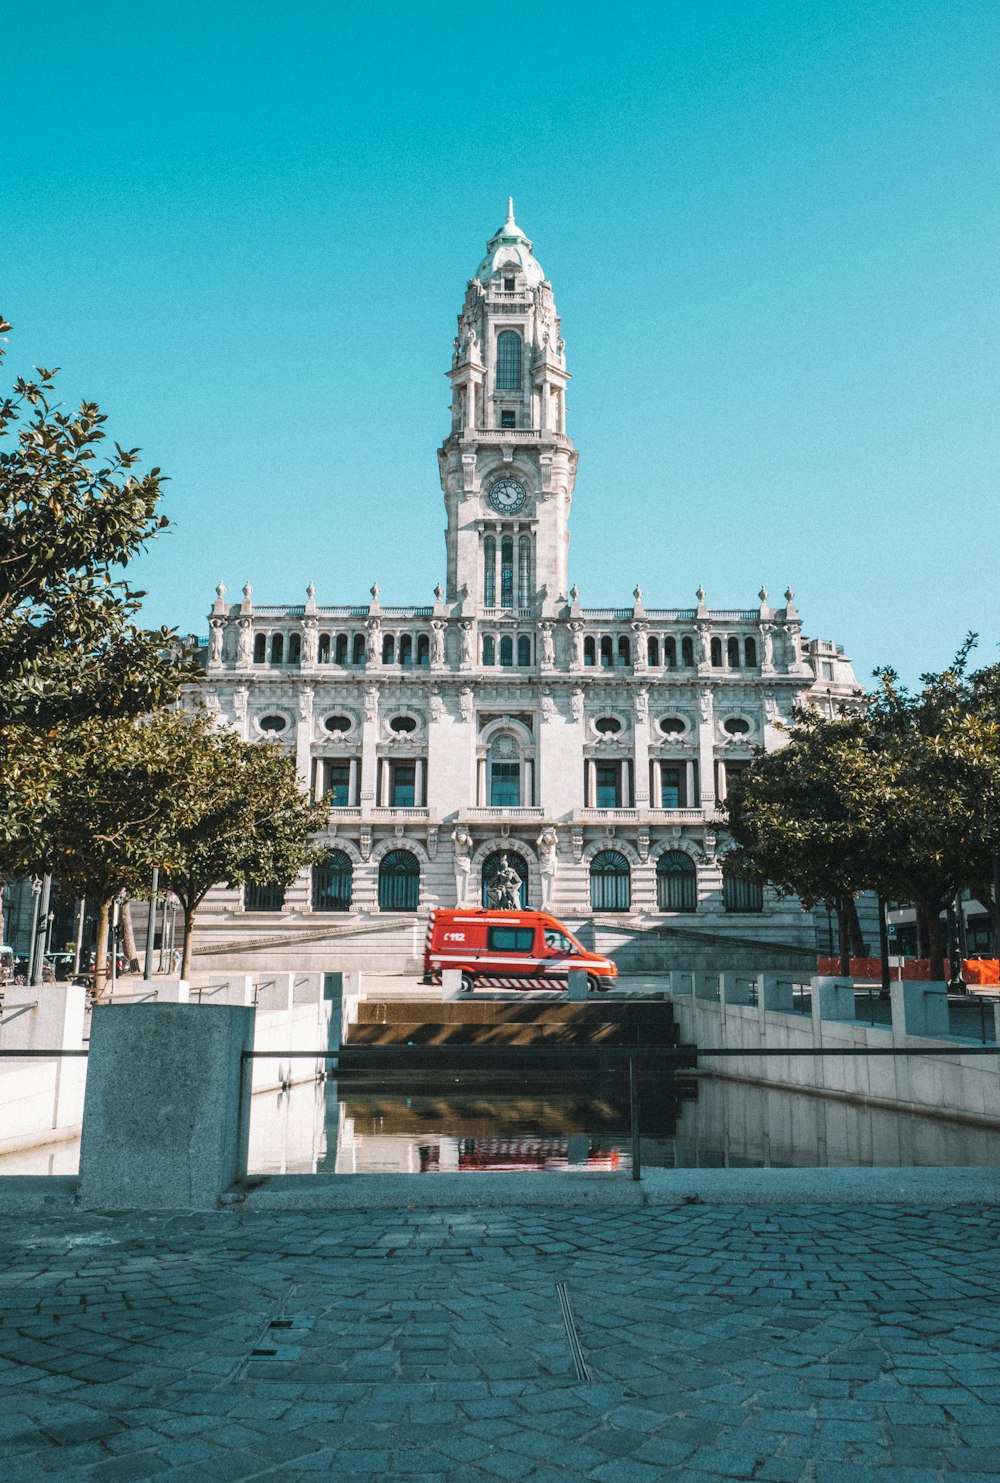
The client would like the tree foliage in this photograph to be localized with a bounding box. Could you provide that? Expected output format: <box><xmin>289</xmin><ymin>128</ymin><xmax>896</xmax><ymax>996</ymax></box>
<box><xmin>724</xmin><ymin>638</ymin><xmax>1000</xmax><ymax>979</ymax></box>
<box><xmin>0</xmin><ymin>317</ymin><xmax>197</xmax><ymax>732</ymax></box>
<box><xmin>153</xmin><ymin>724</ymin><xmax>328</xmax><ymax>978</ymax></box>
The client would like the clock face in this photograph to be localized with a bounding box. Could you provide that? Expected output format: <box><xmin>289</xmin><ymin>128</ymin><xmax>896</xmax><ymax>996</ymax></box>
<box><xmin>487</xmin><ymin>478</ymin><xmax>527</xmax><ymax>514</ymax></box>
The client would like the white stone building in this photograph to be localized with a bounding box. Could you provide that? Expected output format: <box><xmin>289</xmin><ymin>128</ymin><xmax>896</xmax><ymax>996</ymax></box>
<box><xmin>193</xmin><ymin>202</ymin><xmax>859</xmax><ymax>961</ymax></box>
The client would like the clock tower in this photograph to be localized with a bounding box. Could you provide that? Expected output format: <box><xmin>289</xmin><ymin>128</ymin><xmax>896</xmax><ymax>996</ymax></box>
<box><xmin>438</xmin><ymin>201</ymin><xmax>578</xmax><ymax>610</ymax></box>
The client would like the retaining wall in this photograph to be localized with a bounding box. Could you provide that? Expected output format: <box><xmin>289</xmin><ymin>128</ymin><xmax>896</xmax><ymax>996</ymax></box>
<box><xmin>667</xmin><ymin>971</ymin><xmax>1000</xmax><ymax>1128</ymax></box>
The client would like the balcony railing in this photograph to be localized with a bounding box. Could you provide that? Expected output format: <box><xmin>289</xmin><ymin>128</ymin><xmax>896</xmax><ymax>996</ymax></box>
<box><xmin>370</xmin><ymin>807</ymin><xmax>430</xmax><ymax>820</ymax></box>
<box><xmin>464</xmin><ymin>807</ymin><xmax>545</xmax><ymax>821</ymax></box>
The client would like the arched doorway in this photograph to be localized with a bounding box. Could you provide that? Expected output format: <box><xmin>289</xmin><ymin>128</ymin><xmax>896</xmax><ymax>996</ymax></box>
<box><xmin>589</xmin><ymin>850</ymin><xmax>631</xmax><ymax>912</ymax></box>
<box><xmin>481</xmin><ymin>850</ymin><xmax>529</xmax><ymax>908</ymax></box>
<box><xmin>378</xmin><ymin>849</ymin><xmax>420</xmax><ymax>911</ymax></box>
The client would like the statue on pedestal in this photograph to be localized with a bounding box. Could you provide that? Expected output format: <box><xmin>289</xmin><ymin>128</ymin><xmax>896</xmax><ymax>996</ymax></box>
<box><xmin>487</xmin><ymin>853</ymin><xmax>522</xmax><ymax>910</ymax></box>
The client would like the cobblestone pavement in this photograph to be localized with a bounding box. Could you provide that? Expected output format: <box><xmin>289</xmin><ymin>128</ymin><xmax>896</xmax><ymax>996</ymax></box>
<box><xmin>1</xmin><ymin>1202</ymin><xmax>999</xmax><ymax>1481</ymax></box>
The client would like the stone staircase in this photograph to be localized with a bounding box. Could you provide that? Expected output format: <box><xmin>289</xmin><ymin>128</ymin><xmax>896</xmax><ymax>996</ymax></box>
<box><xmin>341</xmin><ymin>996</ymin><xmax>686</xmax><ymax>1068</ymax></box>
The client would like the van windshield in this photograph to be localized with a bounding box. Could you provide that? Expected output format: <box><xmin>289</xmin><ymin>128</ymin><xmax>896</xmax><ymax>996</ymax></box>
<box><xmin>543</xmin><ymin>930</ymin><xmax>580</xmax><ymax>955</ymax></box>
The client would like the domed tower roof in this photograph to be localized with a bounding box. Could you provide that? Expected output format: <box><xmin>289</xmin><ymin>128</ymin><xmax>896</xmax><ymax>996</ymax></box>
<box><xmin>475</xmin><ymin>198</ymin><xmax>546</xmax><ymax>288</ymax></box>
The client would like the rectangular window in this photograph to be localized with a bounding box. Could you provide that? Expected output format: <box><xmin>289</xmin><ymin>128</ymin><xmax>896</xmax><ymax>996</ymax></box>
<box><xmin>500</xmin><ymin>409</ymin><xmax>516</xmax><ymax>428</ymax></box>
<box><xmin>490</xmin><ymin>761</ymin><xmax>521</xmax><ymax>807</ymax></box>
<box><xmin>503</xmin><ymin>276</ymin><xmax>515</xmax><ymax>291</ymax></box>
<box><xmin>390</xmin><ymin>762</ymin><xmax>416</xmax><ymax>808</ymax></box>
<box><xmin>487</xmin><ymin>926</ymin><xmax>535</xmax><ymax>952</ymax></box>
<box><xmin>660</xmin><ymin>765</ymin><xmax>685</xmax><ymax>809</ymax></box>
<box><xmin>326</xmin><ymin>761</ymin><xmax>351</xmax><ymax>806</ymax></box>
<box><xmin>595</xmin><ymin>762</ymin><xmax>621</xmax><ymax>809</ymax></box>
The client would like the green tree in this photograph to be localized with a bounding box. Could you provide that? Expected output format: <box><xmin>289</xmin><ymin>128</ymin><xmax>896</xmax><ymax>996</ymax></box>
<box><xmin>725</xmin><ymin>640</ymin><xmax>1000</xmax><ymax>981</ymax></box>
<box><xmin>0</xmin><ymin>714</ymin><xmax>191</xmax><ymax>997</ymax></box>
<box><xmin>723</xmin><ymin>709</ymin><xmax>878</xmax><ymax>974</ymax></box>
<box><xmin>154</xmin><ymin>724</ymin><xmax>328</xmax><ymax>979</ymax></box>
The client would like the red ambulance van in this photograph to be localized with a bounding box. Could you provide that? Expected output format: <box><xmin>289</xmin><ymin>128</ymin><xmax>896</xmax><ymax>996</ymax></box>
<box><xmin>423</xmin><ymin>909</ymin><xmax>618</xmax><ymax>993</ymax></box>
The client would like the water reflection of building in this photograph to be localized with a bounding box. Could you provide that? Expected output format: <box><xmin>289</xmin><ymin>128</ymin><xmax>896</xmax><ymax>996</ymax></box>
<box><xmin>191</xmin><ymin>202</ymin><xmax>860</xmax><ymax>959</ymax></box>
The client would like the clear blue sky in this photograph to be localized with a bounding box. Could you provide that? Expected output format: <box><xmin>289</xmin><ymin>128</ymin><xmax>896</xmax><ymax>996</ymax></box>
<box><xmin>3</xmin><ymin>0</ymin><xmax>998</xmax><ymax>686</ymax></box>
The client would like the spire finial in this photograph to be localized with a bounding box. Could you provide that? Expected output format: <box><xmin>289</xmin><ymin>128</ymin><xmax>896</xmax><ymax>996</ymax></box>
<box><xmin>506</xmin><ymin>195</ymin><xmax>515</xmax><ymax>223</ymax></box>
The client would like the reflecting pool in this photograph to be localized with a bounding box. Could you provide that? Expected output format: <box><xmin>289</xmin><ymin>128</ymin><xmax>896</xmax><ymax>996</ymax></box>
<box><xmin>246</xmin><ymin>1070</ymin><xmax>1000</xmax><ymax>1176</ymax></box>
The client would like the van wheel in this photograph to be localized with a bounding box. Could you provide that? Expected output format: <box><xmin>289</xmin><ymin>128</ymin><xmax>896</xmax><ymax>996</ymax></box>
<box><xmin>590</xmin><ymin>975</ymin><xmax>611</xmax><ymax>994</ymax></box>
<box><xmin>461</xmin><ymin>972</ymin><xmax>475</xmax><ymax>994</ymax></box>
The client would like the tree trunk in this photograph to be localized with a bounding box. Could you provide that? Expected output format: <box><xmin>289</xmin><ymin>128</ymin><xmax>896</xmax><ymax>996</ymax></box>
<box><xmin>845</xmin><ymin>896</ymin><xmax>865</xmax><ymax>958</ymax></box>
<box><xmin>92</xmin><ymin>899</ymin><xmax>111</xmax><ymax>1001</ymax></box>
<box><xmin>180</xmin><ymin>902</ymin><xmax>196</xmax><ymax>982</ymax></box>
<box><xmin>924</xmin><ymin>904</ymin><xmax>946</xmax><ymax>983</ymax></box>
<box><xmin>916</xmin><ymin>904</ymin><xmax>929</xmax><ymax>960</ymax></box>
<box><xmin>835</xmin><ymin>897</ymin><xmax>851</xmax><ymax>976</ymax></box>
<box><xmin>120</xmin><ymin>896</ymin><xmax>141</xmax><ymax>974</ymax></box>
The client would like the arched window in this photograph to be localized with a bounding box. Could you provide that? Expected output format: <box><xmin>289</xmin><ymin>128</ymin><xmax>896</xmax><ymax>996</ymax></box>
<box><xmin>270</xmin><ymin>633</ymin><xmax>284</xmax><ymax>664</ymax></box>
<box><xmin>496</xmin><ymin>330</ymin><xmax>522</xmax><ymax>390</ymax></box>
<box><xmin>352</xmin><ymin>633</ymin><xmax>365</xmax><ymax>665</ymax></box>
<box><xmin>312</xmin><ymin>850</ymin><xmax>353</xmax><ymax>912</ymax></box>
<box><xmin>288</xmin><ymin>633</ymin><xmax>301</xmax><ymax>664</ymax></box>
<box><xmin>517</xmin><ymin>634</ymin><xmax>531</xmax><ymax>667</ymax></box>
<box><xmin>378</xmin><ymin>850</ymin><xmax>420</xmax><ymax>912</ymax></box>
<box><xmin>656</xmin><ymin>852</ymin><xmax>697</xmax><ymax>912</ymax></box>
<box><xmin>398</xmin><ymin>634</ymin><xmax>413</xmax><ymax>668</ymax></box>
<box><xmin>590</xmin><ymin>850</ymin><xmax>631</xmax><ymax>912</ymax></box>
<box><xmin>617</xmin><ymin>636</ymin><xmax>631</xmax><ymax>667</ymax></box>
<box><xmin>334</xmin><ymin>633</ymin><xmax>348</xmax><ymax>665</ymax></box>
<box><xmin>517</xmin><ymin>535</ymin><xmax>532</xmax><ymax>608</ymax></box>
<box><xmin>488</xmin><ymin>733</ymin><xmax>522</xmax><ymax>807</ymax></box>
<box><xmin>500</xmin><ymin>537</ymin><xmax>514</xmax><ymax>608</ymax></box>
<box><xmin>723</xmin><ymin>870</ymin><xmax>764</xmax><ymax>913</ymax></box>
<box><xmin>600</xmin><ymin>636</ymin><xmax>613</xmax><ymax>669</ymax></box>
<box><xmin>253</xmin><ymin>633</ymin><xmax>266</xmax><ymax>664</ymax></box>
<box><xmin>499</xmin><ymin>635</ymin><xmax>513</xmax><ymax>666</ymax></box>
<box><xmin>481</xmin><ymin>849</ymin><xmax>528</xmax><ymax>908</ymax></box>
<box><xmin>482</xmin><ymin>634</ymin><xmax>495</xmax><ymax>666</ymax></box>
<box><xmin>417</xmin><ymin>634</ymin><xmax>429</xmax><ymax>666</ymax></box>
<box><xmin>681</xmin><ymin>636</ymin><xmax>694</xmax><ymax>667</ymax></box>
<box><xmin>382</xmin><ymin>633</ymin><xmax>395</xmax><ymax>665</ymax></box>
<box><xmin>317</xmin><ymin>633</ymin><xmax>331</xmax><ymax>664</ymax></box>
<box><xmin>244</xmin><ymin>881</ymin><xmax>286</xmax><ymax>912</ymax></box>
<box><xmin>745</xmin><ymin>636</ymin><xmax>757</xmax><ymax>667</ymax></box>
<box><xmin>664</xmin><ymin>636</ymin><xmax>677</xmax><ymax>668</ymax></box>
<box><xmin>483</xmin><ymin>535</ymin><xmax>496</xmax><ymax>607</ymax></box>
<box><xmin>711</xmin><ymin>637</ymin><xmax>723</xmax><ymax>667</ymax></box>
<box><xmin>584</xmin><ymin>636</ymin><xmax>597</xmax><ymax>667</ymax></box>
<box><xmin>647</xmin><ymin>636</ymin><xmax>659</xmax><ymax>667</ymax></box>
<box><xmin>727</xmin><ymin>636</ymin><xmax>740</xmax><ymax>668</ymax></box>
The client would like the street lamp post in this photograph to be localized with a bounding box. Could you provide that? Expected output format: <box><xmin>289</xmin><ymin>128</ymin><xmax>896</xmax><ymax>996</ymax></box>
<box><xmin>143</xmin><ymin>868</ymin><xmax>159</xmax><ymax>981</ymax></box>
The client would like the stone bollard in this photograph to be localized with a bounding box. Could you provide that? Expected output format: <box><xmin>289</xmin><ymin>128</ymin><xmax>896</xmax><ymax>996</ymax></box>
<box><xmin>441</xmin><ymin>969</ymin><xmax>464</xmax><ymax>999</ymax></box>
<box><xmin>567</xmin><ymin>968</ymin><xmax>588</xmax><ymax>1001</ymax></box>
<box><xmin>813</xmin><ymin>977</ymin><xmax>856</xmax><ymax>1023</ymax></box>
<box><xmin>78</xmin><ymin>1004</ymin><xmax>255</xmax><ymax>1210</ymax></box>
<box><xmin>891</xmin><ymin>980</ymin><xmax>949</xmax><ymax>1038</ymax></box>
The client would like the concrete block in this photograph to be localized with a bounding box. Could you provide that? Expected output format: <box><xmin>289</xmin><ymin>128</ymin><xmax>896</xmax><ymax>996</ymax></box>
<box><xmin>441</xmin><ymin>969</ymin><xmax>464</xmax><ymax>1000</ymax></box>
<box><xmin>722</xmin><ymin>974</ymin><xmax>755</xmax><ymax>1006</ymax></box>
<box><xmin>762</xmin><ymin>976</ymin><xmax>794</xmax><ymax>1012</ymax></box>
<box><xmin>155</xmin><ymin>979</ymin><xmax>190</xmax><ymax>1004</ymax></box>
<box><xmin>814</xmin><ymin>978</ymin><xmax>856</xmax><ymax>1023</ymax></box>
<box><xmin>671</xmin><ymin>971</ymin><xmax>694</xmax><ymax>996</ymax></box>
<box><xmin>567</xmin><ymin>969</ymin><xmax>588</xmax><ymax>1000</ymax></box>
<box><xmin>0</xmin><ymin>984</ymin><xmax>86</xmax><ymax>1054</ymax></box>
<box><xmin>256</xmin><ymin>974</ymin><xmax>294</xmax><ymax>1013</ymax></box>
<box><xmin>79</xmin><ymin>1004</ymin><xmax>255</xmax><ymax>1209</ymax></box>
<box><xmin>696</xmin><ymin>972</ymin><xmax>721</xmax><ymax>1002</ymax></box>
<box><xmin>893</xmin><ymin>981</ymin><xmax>949</xmax><ymax>1038</ymax></box>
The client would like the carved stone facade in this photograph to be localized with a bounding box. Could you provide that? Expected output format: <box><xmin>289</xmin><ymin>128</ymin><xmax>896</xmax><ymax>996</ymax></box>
<box><xmin>192</xmin><ymin>203</ymin><xmax>859</xmax><ymax>949</ymax></box>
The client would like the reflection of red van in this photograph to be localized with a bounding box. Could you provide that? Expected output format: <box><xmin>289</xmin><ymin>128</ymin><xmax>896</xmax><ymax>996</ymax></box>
<box><xmin>423</xmin><ymin>909</ymin><xmax>618</xmax><ymax>993</ymax></box>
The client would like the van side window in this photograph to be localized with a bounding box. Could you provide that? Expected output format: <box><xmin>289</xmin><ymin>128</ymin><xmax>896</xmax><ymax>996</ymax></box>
<box><xmin>487</xmin><ymin>926</ymin><xmax>535</xmax><ymax>952</ymax></box>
